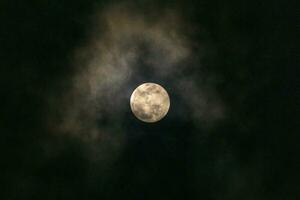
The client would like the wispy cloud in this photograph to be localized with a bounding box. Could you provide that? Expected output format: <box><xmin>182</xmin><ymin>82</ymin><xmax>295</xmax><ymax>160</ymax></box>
<box><xmin>47</xmin><ymin>3</ymin><xmax>225</xmax><ymax>162</ymax></box>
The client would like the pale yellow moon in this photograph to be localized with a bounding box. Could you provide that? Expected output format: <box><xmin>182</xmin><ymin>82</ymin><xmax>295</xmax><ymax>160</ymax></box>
<box><xmin>130</xmin><ymin>83</ymin><xmax>170</xmax><ymax>123</ymax></box>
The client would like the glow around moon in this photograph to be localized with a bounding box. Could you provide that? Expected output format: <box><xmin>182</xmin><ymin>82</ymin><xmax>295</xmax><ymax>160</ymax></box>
<box><xmin>130</xmin><ymin>83</ymin><xmax>170</xmax><ymax>123</ymax></box>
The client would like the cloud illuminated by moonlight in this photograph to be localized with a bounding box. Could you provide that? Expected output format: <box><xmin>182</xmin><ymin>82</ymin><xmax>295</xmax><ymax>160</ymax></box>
<box><xmin>47</xmin><ymin>4</ymin><xmax>225</xmax><ymax>161</ymax></box>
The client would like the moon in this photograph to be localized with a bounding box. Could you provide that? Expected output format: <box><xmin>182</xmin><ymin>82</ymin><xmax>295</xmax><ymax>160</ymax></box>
<box><xmin>130</xmin><ymin>83</ymin><xmax>170</xmax><ymax>123</ymax></box>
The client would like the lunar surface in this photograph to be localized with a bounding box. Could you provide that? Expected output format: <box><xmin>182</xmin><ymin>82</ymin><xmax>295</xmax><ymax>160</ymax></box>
<box><xmin>130</xmin><ymin>83</ymin><xmax>170</xmax><ymax>123</ymax></box>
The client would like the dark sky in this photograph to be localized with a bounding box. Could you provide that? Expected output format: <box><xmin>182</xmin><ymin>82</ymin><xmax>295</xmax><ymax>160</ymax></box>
<box><xmin>0</xmin><ymin>0</ymin><xmax>299</xmax><ymax>200</ymax></box>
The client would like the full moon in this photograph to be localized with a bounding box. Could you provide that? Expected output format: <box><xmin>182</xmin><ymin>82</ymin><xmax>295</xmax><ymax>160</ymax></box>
<box><xmin>130</xmin><ymin>83</ymin><xmax>170</xmax><ymax>123</ymax></box>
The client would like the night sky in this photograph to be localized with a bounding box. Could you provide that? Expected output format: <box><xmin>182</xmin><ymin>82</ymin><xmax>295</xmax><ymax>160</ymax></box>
<box><xmin>1</xmin><ymin>0</ymin><xmax>299</xmax><ymax>200</ymax></box>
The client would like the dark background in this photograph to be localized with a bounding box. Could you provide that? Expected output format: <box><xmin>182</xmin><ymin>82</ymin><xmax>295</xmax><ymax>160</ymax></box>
<box><xmin>0</xmin><ymin>0</ymin><xmax>299</xmax><ymax>199</ymax></box>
